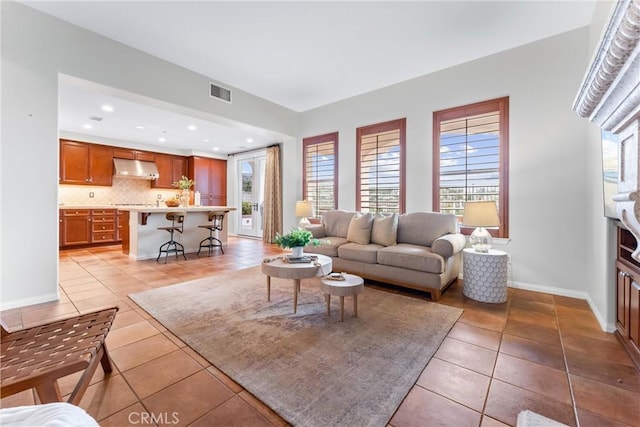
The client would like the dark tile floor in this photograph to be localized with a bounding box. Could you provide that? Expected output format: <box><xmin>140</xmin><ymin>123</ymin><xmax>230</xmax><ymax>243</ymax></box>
<box><xmin>1</xmin><ymin>238</ymin><xmax>638</xmax><ymax>426</ymax></box>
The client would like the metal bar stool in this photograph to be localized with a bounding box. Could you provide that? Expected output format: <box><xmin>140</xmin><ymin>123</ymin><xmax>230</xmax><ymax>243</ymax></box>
<box><xmin>156</xmin><ymin>212</ymin><xmax>187</xmax><ymax>263</ymax></box>
<box><xmin>197</xmin><ymin>211</ymin><xmax>227</xmax><ymax>256</ymax></box>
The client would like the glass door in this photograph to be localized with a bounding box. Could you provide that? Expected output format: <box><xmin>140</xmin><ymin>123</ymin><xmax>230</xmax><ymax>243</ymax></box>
<box><xmin>237</xmin><ymin>153</ymin><xmax>266</xmax><ymax>238</ymax></box>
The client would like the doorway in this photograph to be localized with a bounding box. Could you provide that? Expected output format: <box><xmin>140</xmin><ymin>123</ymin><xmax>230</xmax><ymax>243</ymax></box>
<box><xmin>237</xmin><ymin>152</ymin><xmax>266</xmax><ymax>238</ymax></box>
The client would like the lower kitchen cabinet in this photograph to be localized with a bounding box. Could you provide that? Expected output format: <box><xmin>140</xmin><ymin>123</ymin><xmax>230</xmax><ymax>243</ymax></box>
<box><xmin>59</xmin><ymin>209</ymin><xmax>91</xmax><ymax>246</ymax></box>
<box><xmin>60</xmin><ymin>209</ymin><xmax>118</xmax><ymax>248</ymax></box>
<box><xmin>616</xmin><ymin>225</ymin><xmax>640</xmax><ymax>370</ymax></box>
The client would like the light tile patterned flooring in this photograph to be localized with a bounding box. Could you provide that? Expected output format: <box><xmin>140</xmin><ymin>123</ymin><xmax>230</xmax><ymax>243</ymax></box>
<box><xmin>1</xmin><ymin>237</ymin><xmax>639</xmax><ymax>426</ymax></box>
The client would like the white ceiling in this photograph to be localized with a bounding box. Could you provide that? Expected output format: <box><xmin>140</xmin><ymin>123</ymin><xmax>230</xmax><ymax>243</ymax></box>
<box><xmin>23</xmin><ymin>0</ymin><xmax>597</xmax><ymax>154</ymax></box>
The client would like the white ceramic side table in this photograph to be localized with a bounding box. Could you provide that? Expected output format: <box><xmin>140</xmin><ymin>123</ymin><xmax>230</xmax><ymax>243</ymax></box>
<box><xmin>462</xmin><ymin>248</ymin><xmax>508</xmax><ymax>303</ymax></box>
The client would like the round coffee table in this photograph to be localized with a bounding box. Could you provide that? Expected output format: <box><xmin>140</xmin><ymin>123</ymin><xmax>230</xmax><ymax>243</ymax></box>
<box><xmin>261</xmin><ymin>253</ymin><xmax>332</xmax><ymax>313</ymax></box>
<box><xmin>320</xmin><ymin>273</ymin><xmax>364</xmax><ymax>321</ymax></box>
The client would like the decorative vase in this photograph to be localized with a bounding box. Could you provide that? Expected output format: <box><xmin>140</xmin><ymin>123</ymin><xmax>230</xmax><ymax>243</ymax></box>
<box><xmin>180</xmin><ymin>189</ymin><xmax>190</xmax><ymax>207</ymax></box>
<box><xmin>291</xmin><ymin>246</ymin><xmax>304</xmax><ymax>258</ymax></box>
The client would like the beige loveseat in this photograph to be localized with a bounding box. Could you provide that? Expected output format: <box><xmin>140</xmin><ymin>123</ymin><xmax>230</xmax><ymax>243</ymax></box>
<box><xmin>306</xmin><ymin>210</ymin><xmax>466</xmax><ymax>300</ymax></box>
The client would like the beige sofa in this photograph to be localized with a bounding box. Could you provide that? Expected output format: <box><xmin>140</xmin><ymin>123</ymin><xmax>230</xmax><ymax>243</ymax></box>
<box><xmin>306</xmin><ymin>210</ymin><xmax>466</xmax><ymax>300</ymax></box>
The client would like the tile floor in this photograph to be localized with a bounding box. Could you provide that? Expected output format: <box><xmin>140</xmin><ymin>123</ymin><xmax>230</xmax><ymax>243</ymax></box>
<box><xmin>1</xmin><ymin>238</ymin><xmax>639</xmax><ymax>427</ymax></box>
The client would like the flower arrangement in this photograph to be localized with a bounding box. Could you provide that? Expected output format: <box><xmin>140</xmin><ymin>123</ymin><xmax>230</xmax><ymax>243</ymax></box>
<box><xmin>172</xmin><ymin>175</ymin><xmax>195</xmax><ymax>190</ymax></box>
<box><xmin>273</xmin><ymin>227</ymin><xmax>320</xmax><ymax>248</ymax></box>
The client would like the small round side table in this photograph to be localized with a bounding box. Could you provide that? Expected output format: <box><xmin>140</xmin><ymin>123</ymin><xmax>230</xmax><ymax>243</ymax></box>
<box><xmin>462</xmin><ymin>248</ymin><xmax>508</xmax><ymax>303</ymax></box>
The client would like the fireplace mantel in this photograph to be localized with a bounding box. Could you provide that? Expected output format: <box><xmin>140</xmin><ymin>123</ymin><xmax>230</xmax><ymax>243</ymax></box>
<box><xmin>574</xmin><ymin>0</ymin><xmax>640</xmax><ymax>259</ymax></box>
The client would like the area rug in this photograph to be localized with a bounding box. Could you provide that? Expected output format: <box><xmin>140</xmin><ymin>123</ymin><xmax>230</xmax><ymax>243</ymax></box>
<box><xmin>129</xmin><ymin>266</ymin><xmax>462</xmax><ymax>427</ymax></box>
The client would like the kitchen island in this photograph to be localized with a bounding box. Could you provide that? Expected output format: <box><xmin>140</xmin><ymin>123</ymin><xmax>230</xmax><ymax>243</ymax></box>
<box><xmin>120</xmin><ymin>206</ymin><xmax>236</xmax><ymax>260</ymax></box>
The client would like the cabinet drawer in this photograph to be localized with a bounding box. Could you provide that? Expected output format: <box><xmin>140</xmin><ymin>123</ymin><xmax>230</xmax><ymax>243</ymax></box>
<box><xmin>92</xmin><ymin>222</ymin><xmax>115</xmax><ymax>232</ymax></box>
<box><xmin>91</xmin><ymin>209</ymin><xmax>116</xmax><ymax>216</ymax></box>
<box><xmin>92</xmin><ymin>231</ymin><xmax>116</xmax><ymax>242</ymax></box>
<box><xmin>92</xmin><ymin>216</ymin><xmax>115</xmax><ymax>224</ymax></box>
<box><xmin>62</xmin><ymin>209</ymin><xmax>91</xmax><ymax>217</ymax></box>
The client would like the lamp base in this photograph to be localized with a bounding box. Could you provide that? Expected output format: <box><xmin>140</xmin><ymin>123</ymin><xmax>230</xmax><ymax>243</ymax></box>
<box><xmin>298</xmin><ymin>217</ymin><xmax>311</xmax><ymax>227</ymax></box>
<box><xmin>470</xmin><ymin>227</ymin><xmax>492</xmax><ymax>253</ymax></box>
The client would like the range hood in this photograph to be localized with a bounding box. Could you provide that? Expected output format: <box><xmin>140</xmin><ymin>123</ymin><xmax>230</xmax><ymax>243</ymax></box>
<box><xmin>113</xmin><ymin>158</ymin><xmax>159</xmax><ymax>180</ymax></box>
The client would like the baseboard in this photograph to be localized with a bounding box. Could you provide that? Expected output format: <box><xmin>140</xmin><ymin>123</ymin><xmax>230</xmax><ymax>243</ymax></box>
<box><xmin>1</xmin><ymin>291</ymin><xmax>59</xmax><ymax>310</ymax></box>
<box><xmin>508</xmin><ymin>280</ymin><xmax>616</xmax><ymax>333</ymax></box>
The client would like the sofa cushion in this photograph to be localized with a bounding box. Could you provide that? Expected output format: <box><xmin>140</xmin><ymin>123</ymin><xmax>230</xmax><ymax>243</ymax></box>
<box><xmin>396</xmin><ymin>212</ymin><xmax>457</xmax><ymax>247</ymax></box>
<box><xmin>377</xmin><ymin>243</ymin><xmax>444</xmax><ymax>274</ymax></box>
<box><xmin>338</xmin><ymin>242</ymin><xmax>382</xmax><ymax>264</ymax></box>
<box><xmin>309</xmin><ymin>237</ymin><xmax>349</xmax><ymax>257</ymax></box>
<box><xmin>323</xmin><ymin>211</ymin><xmax>356</xmax><ymax>238</ymax></box>
<box><xmin>346</xmin><ymin>213</ymin><xmax>374</xmax><ymax>245</ymax></box>
<box><xmin>370</xmin><ymin>213</ymin><xmax>398</xmax><ymax>246</ymax></box>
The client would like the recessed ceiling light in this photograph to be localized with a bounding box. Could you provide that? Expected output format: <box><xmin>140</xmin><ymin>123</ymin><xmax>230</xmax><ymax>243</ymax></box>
<box><xmin>188</xmin><ymin>125</ymin><xmax>197</xmax><ymax>131</ymax></box>
<box><xmin>158</xmin><ymin>137</ymin><xmax>166</xmax><ymax>142</ymax></box>
<box><xmin>135</xmin><ymin>125</ymin><xmax>145</xmax><ymax>130</ymax></box>
<box><xmin>213</xmin><ymin>147</ymin><xmax>219</xmax><ymax>151</ymax></box>
<box><xmin>83</xmin><ymin>124</ymin><xmax>93</xmax><ymax>129</ymax></box>
<box><xmin>101</xmin><ymin>105</ymin><xmax>114</xmax><ymax>112</ymax></box>
<box><xmin>203</xmin><ymin>139</ymin><xmax>210</xmax><ymax>142</ymax></box>
<box><xmin>246</xmin><ymin>138</ymin><xmax>253</xmax><ymax>143</ymax></box>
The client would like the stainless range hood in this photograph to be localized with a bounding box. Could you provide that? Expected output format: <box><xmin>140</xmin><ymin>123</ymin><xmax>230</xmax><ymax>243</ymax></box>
<box><xmin>113</xmin><ymin>158</ymin><xmax>159</xmax><ymax>180</ymax></box>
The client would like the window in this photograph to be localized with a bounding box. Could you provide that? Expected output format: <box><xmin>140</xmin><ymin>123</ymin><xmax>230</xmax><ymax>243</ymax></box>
<box><xmin>356</xmin><ymin>118</ymin><xmax>406</xmax><ymax>213</ymax></box>
<box><xmin>303</xmin><ymin>132</ymin><xmax>338</xmax><ymax>218</ymax></box>
<box><xmin>433</xmin><ymin>97</ymin><xmax>509</xmax><ymax>237</ymax></box>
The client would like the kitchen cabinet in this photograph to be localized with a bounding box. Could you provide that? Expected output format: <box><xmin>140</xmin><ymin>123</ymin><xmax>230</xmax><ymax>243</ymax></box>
<box><xmin>59</xmin><ymin>209</ymin><xmax>91</xmax><ymax>246</ymax></box>
<box><xmin>189</xmin><ymin>156</ymin><xmax>227</xmax><ymax>206</ymax></box>
<box><xmin>113</xmin><ymin>148</ymin><xmax>155</xmax><ymax>162</ymax></box>
<box><xmin>91</xmin><ymin>209</ymin><xmax>116</xmax><ymax>243</ymax></box>
<box><xmin>152</xmin><ymin>154</ymin><xmax>188</xmax><ymax>189</ymax></box>
<box><xmin>59</xmin><ymin>209</ymin><xmax>118</xmax><ymax>247</ymax></box>
<box><xmin>616</xmin><ymin>225</ymin><xmax>640</xmax><ymax>370</ymax></box>
<box><xmin>60</xmin><ymin>140</ymin><xmax>113</xmax><ymax>186</ymax></box>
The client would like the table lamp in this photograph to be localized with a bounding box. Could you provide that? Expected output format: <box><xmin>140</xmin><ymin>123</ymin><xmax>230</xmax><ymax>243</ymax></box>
<box><xmin>462</xmin><ymin>201</ymin><xmax>500</xmax><ymax>253</ymax></box>
<box><xmin>295</xmin><ymin>200</ymin><xmax>313</xmax><ymax>227</ymax></box>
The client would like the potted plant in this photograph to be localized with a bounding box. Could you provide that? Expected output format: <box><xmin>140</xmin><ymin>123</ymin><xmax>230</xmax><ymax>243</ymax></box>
<box><xmin>274</xmin><ymin>227</ymin><xmax>320</xmax><ymax>258</ymax></box>
<box><xmin>172</xmin><ymin>175</ymin><xmax>195</xmax><ymax>206</ymax></box>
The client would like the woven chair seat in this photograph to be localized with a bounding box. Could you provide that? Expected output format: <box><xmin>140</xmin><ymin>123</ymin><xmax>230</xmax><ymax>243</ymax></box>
<box><xmin>1</xmin><ymin>306</ymin><xmax>118</xmax><ymax>405</ymax></box>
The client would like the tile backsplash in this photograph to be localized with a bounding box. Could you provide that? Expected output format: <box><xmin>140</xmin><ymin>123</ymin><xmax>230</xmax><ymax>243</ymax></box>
<box><xmin>59</xmin><ymin>177</ymin><xmax>181</xmax><ymax>206</ymax></box>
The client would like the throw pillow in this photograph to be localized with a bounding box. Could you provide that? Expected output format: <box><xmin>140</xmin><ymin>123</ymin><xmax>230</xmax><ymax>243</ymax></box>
<box><xmin>370</xmin><ymin>213</ymin><xmax>398</xmax><ymax>246</ymax></box>
<box><xmin>346</xmin><ymin>213</ymin><xmax>374</xmax><ymax>245</ymax></box>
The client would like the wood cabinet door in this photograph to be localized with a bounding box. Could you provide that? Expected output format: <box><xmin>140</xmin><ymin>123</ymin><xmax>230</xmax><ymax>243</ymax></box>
<box><xmin>173</xmin><ymin>156</ymin><xmax>188</xmax><ymax>183</ymax></box>
<box><xmin>631</xmin><ymin>280</ymin><xmax>640</xmax><ymax>353</ymax></box>
<box><xmin>60</xmin><ymin>140</ymin><xmax>90</xmax><ymax>184</ymax></box>
<box><xmin>136</xmin><ymin>151</ymin><xmax>155</xmax><ymax>162</ymax></box>
<box><xmin>60</xmin><ymin>215</ymin><xmax>91</xmax><ymax>246</ymax></box>
<box><xmin>617</xmin><ymin>262</ymin><xmax>630</xmax><ymax>337</ymax></box>
<box><xmin>152</xmin><ymin>153</ymin><xmax>173</xmax><ymax>188</ymax></box>
<box><xmin>191</xmin><ymin>157</ymin><xmax>211</xmax><ymax>196</ymax></box>
<box><xmin>209</xmin><ymin>159</ymin><xmax>227</xmax><ymax>198</ymax></box>
<box><xmin>112</xmin><ymin>148</ymin><xmax>135</xmax><ymax>159</ymax></box>
<box><xmin>89</xmin><ymin>145</ymin><xmax>113</xmax><ymax>186</ymax></box>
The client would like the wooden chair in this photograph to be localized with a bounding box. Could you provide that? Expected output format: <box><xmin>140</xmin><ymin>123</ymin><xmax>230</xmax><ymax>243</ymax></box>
<box><xmin>0</xmin><ymin>306</ymin><xmax>119</xmax><ymax>405</ymax></box>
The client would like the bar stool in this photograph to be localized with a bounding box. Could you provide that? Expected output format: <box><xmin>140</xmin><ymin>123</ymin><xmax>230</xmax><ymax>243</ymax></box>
<box><xmin>156</xmin><ymin>212</ymin><xmax>187</xmax><ymax>263</ymax></box>
<box><xmin>197</xmin><ymin>211</ymin><xmax>227</xmax><ymax>256</ymax></box>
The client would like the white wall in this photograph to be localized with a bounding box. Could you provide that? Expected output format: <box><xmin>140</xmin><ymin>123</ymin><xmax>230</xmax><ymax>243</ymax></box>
<box><xmin>298</xmin><ymin>27</ymin><xmax>614</xmax><ymax>329</ymax></box>
<box><xmin>0</xmin><ymin>2</ymin><xmax>297</xmax><ymax>308</ymax></box>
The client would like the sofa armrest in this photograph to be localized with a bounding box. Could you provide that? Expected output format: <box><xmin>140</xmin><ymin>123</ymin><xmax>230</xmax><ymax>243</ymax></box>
<box><xmin>431</xmin><ymin>233</ymin><xmax>466</xmax><ymax>258</ymax></box>
<box><xmin>305</xmin><ymin>224</ymin><xmax>326</xmax><ymax>239</ymax></box>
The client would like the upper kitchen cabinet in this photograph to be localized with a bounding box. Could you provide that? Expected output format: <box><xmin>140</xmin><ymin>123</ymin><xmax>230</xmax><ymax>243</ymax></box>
<box><xmin>189</xmin><ymin>156</ymin><xmax>227</xmax><ymax>205</ymax></box>
<box><xmin>113</xmin><ymin>148</ymin><xmax>155</xmax><ymax>162</ymax></box>
<box><xmin>60</xmin><ymin>140</ymin><xmax>113</xmax><ymax>186</ymax></box>
<box><xmin>152</xmin><ymin>153</ymin><xmax>188</xmax><ymax>189</ymax></box>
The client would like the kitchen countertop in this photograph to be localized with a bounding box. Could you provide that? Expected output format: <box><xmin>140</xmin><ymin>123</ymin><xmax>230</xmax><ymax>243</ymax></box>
<box><xmin>59</xmin><ymin>205</ymin><xmax>236</xmax><ymax>211</ymax></box>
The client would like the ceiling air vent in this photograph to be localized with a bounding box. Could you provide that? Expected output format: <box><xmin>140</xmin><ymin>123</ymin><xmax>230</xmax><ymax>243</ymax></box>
<box><xmin>210</xmin><ymin>83</ymin><xmax>232</xmax><ymax>103</ymax></box>
<box><xmin>90</xmin><ymin>116</ymin><xmax>103</xmax><ymax>121</ymax></box>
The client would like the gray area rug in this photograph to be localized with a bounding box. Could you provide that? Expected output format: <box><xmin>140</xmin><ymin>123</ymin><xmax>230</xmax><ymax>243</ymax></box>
<box><xmin>130</xmin><ymin>266</ymin><xmax>462</xmax><ymax>427</ymax></box>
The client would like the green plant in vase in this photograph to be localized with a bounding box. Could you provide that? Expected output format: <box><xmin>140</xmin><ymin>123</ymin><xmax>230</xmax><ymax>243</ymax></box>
<box><xmin>274</xmin><ymin>227</ymin><xmax>320</xmax><ymax>258</ymax></box>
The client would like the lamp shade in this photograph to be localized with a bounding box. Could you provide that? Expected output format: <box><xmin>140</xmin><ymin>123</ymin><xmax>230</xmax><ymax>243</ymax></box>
<box><xmin>462</xmin><ymin>201</ymin><xmax>500</xmax><ymax>227</ymax></box>
<box><xmin>295</xmin><ymin>200</ymin><xmax>313</xmax><ymax>218</ymax></box>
